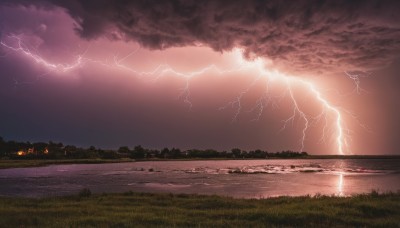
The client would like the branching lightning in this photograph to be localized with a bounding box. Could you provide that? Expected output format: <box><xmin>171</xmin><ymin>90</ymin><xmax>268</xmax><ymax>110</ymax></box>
<box><xmin>1</xmin><ymin>34</ymin><xmax>351</xmax><ymax>154</ymax></box>
<box><xmin>217</xmin><ymin>58</ymin><xmax>349</xmax><ymax>154</ymax></box>
<box><xmin>344</xmin><ymin>71</ymin><xmax>370</xmax><ymax>94</ymax></box>
<box><xmin>0</xmin><ymin>35</ymin><xmax>85</xmax><ymax>73</ymax></box>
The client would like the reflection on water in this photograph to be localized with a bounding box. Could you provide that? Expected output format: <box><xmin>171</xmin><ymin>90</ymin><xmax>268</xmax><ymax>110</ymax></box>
<box><xmin>0</xmin><ymin>159</ymin><xmax>399</xmax><ymax>198</ymax></box>
<box><xmin>337</xmin><ymin>173</ymin><xmax>344</xmax><ymax>196</ymax></box>
<box><xmin>336</xmin><ymin>160</ymin><xmax>344</xmax><ymax>196</ymax></box>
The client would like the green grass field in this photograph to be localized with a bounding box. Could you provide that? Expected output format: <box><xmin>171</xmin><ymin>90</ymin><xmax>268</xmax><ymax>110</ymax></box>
<box><xmin>0</xmin><ymin>191</ymin><xmax>399</xmax><ymax>227</ymax></box>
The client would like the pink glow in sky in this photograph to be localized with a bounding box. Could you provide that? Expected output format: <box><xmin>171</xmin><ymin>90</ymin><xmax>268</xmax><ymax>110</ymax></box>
<box><xmin>1</xmin><ymin>1</ymin><xmax>400</xmax><ymax>154</ymax></box>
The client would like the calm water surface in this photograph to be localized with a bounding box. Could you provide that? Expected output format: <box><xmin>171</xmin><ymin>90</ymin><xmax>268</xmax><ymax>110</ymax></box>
<box><xmin>0</xmin><ymin>159</ymin><xmax>399</xmax><ymax>198</ymax></box>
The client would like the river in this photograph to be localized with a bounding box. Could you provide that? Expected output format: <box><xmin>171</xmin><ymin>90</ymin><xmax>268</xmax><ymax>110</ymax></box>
<box><xmin>0</xmin><ymin>159</ymin><xmax>399</xmax><ymax>198</ymax></box>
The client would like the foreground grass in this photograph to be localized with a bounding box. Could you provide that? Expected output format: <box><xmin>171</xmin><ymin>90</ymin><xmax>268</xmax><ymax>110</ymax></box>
<box><xmin>0</xmin><ymin>192</ymin><xmax>399</xmax><ymax>227</ymax></box>
<box><xmin>0</xmin><ymin>159</ymin><xmax>134</xmax><ymax>169</ymax></box>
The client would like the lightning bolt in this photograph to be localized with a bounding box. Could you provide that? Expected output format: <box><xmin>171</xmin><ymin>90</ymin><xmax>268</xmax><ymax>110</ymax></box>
<box><xmin>0</xmin><ymin>34</ymin><xmax>85</xmax><ymax>73</ymax></box>
<box><xmin>1</xmin><ymin>34</ymin><xmax>350</xmax><ymax>154</ymax></box>
<box><xmin>344</xmin><ymin>71</ymin><xmax>370</xmax><ymax>94</ymax></box>
<box><xmin>217</xmin><ymin>58</ymin><xmax>348</xmax><ymax>154</ymax></box>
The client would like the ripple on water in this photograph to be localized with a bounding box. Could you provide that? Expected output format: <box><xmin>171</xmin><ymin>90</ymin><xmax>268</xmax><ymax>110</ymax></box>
<box><xmin>177</xmin><ymin>164</ymin><xmax>394</xmax><ymax>175</ymax></box>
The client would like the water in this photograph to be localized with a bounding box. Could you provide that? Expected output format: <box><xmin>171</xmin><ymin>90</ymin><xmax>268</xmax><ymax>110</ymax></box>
<box><xmin>0</xmin><ymin>159</ymin><xmax>399</xmax><ymax>198</ymax></box>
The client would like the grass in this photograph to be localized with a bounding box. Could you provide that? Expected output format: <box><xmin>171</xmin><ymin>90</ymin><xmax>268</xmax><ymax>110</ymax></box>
<box><xmin>0</xmin><ymin>191</ymin><xmax>399</xmax><ymax>227</ymax></box>
<box><xmin>0</xmin><ymin>159</ymin><xmax>134</xmax><ymax>169</ymax></box>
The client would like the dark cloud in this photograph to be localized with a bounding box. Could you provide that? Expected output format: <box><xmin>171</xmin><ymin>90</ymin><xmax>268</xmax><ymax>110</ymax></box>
<box><xmin>19</xmin><ymin>0</ymin><xmax>398</xmax><ymax>75</ymax></box>
<box><xmin>0</xmin><ymin>1</ymin><xmax>399</xmax><ymax>154</ymax></box>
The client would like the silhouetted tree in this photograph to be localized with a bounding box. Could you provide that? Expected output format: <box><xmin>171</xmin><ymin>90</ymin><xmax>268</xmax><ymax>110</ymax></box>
<box><xmin>0</xmin><ymin>136</ymin><xmax>308</xmax><ymax>160</ymax></box>
<box><xmin>64</xmin><ymin>145</ymin><xmax>77</xmax><ymax>158</ymax></box>
<box><xmin>99</xmin><ymin>150</ymin><xmax>119</xmax><ymax>159</ymax></box>
<box><xmin>118</xmin><ymin>146</ymin><xmax>130</xmax><ymax>154</ymax></box>
<box><xmin>147</xmin><ymin>149</ymin><xmax>160</xmax><ymax>158</ymax></box>
<box><xmin>301</xmin><ymin>152</ymin><xmax>308</xmax><ymax>156</ymax></box>
<box><xmin>160</xmin><ymin>148</ymin><xmax>170</xmax><ymax>158</ymax></box>
<box><xmin>231</xmin><ymin>148</ymin><xmax>241</xmax><ymax>158</ymax></box>
<box><xmin>129</xmin><ymin>145</ymin><xmax>146</xmax><ymax>159</ymax></box>
<box><xmin>168</xmin><ymin>148</ymin><xmax>181</xmax><ymax>158</ymax></box>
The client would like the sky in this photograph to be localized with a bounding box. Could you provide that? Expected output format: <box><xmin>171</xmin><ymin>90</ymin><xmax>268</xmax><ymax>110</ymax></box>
<box><xmin>0</xmin><ymin>0</ymin><xmax>399</xmax><ymax>155</ymax></box>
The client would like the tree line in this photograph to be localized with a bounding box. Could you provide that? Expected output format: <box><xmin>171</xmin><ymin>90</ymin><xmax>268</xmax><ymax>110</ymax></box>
<box><xmin>0</xmin><ymin>137</ymin><xmax>308</xmax><ymax>160</ymax></box>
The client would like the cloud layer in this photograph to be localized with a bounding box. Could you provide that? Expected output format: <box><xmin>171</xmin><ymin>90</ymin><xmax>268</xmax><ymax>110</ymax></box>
<box><xmin>21</xmin><ymin>0</ymin><xmax>396</xmax><ymax>75</ymax></box>
<box><xmin>1</xmin><ymin>1</ymin><xmax>400</xmax><ymax>154</ymax></box>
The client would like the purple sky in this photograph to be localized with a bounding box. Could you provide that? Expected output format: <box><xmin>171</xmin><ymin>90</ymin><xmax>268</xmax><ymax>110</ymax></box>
<box><xmin>0</xmin><ymin>0</ymin><xmax>399</xmax><ymax>154</ymax></box>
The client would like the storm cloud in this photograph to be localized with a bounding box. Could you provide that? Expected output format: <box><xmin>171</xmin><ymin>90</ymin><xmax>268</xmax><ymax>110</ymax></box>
<box><xmin>11</xmin><ymin>0</ymin><xmax>398</xmax><ymax>75</ymax></box>
<box><xmin>1</xmin><ymin>1</ymin><xmax>400</xmax><ymax>154</ymax></box>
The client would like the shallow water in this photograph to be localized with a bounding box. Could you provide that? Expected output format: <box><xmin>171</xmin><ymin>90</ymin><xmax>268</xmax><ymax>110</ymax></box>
<box><xmin>0</xmin><ymin>159</ymin><xmax>399</xmax><ymax>198</ymax></box>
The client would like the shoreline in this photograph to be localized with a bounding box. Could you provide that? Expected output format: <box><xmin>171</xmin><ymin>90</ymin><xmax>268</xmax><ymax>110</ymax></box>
<box><xmin>1</xmin><ymin>155</ymin><xmax>400</xmax><ymax>169</ymax></box>
<box><xmin>0</xmin><ymin>158</ymin><xmax>134</xmax><ymax>169</ymax></box>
